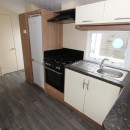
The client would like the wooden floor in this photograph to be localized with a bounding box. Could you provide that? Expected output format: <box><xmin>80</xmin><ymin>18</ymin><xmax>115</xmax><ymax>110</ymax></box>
<box><xmin>0</xmin><ymin>70</ymin><xmax>100</xmax><ymax>130</ymax></box>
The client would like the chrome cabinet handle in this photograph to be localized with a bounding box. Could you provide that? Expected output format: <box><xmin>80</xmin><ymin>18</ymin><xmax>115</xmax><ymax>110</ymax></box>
<box><xmin>82</xmin><ymin>20</ymin><xmax>93</xmax><ymax>22</ymax></box>
<box><xmin>86</xmin><ymin>80</ymin><xmax>89</xmax><ymax>90</ymax></box>
<box><xmin>115</xmin><ymin>18</ymin><xmax>130</xmax><ymax>20</ymax></box>
<box><xmin>83</xmin><ymin>79</ymin><xmax>89</xmax><ymax>90</ymax></box>
<box><xmin>83</xmin><ymin>79</ymin><xmax>85</xmax><ymax>89</ymax></box>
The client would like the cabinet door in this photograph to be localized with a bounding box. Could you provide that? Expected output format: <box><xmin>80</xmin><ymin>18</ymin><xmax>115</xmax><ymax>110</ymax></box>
<box><xmin>104</xmin><ymin>0</ymin><xmax>130</xmax><ymax>23</ymax></box>
<box><xmin>32</xmin><ymin>61</ymin><xmax>44</xmax><ymax>88</ymax></box>
<box><xmin>28</xmin><ymin>15</ymin><xmax>43</xmax><ymax>62</ymax></box>
<box><xmin>84</xmin><ymin>77</ymin><xmax>120</xmax><ymax>125</ymax></box>
<box><xmin>75</xmin><ymin>1</ymin><xmax>105</xmax><ymax>25</ymax></box>
<box><xmin>64</xmin><ymin>69</ymin><xmax>88</xmax><ymax>112</ymax></box>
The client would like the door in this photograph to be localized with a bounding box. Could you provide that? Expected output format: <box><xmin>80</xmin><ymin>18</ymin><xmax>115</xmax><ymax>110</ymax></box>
<box><xmin>0</xmin><ymin>14</ymin><xmax>17</xmax><ymax>75</ymax></box>
<box><xmin>104</xmin><ymin>0</ymin><xmax>130</xmax><ymax>23</ymax></box>
<box><xmin>28</xmin><ymin>15</ymin><xmax>44</xmax><ymax>88</ymax></box>
<box><xmin>64</xmin><ymin>69</ymin><xmax>87</xmax><ymax>112</ymax></box>
<box><xmin>84</xmin><ymin>77</ymin><xmax>120</xmax><ymax>125</ymax></box>
<box><xmin>28</xmin><ymin>15</ymin><xmax>43</xmax><ymax>62</ymax></box>
<box><xmin>32</xmin><ymin>61</ymin><xmax>44</xmax><ymax>88</ymax></box>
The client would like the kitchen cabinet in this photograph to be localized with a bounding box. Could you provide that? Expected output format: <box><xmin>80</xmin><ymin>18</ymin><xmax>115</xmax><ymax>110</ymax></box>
<box><xmin>19</xmin><ymin>9</ymin><xmax>63</xmax><ymax>84</ymax></box>
<box><xmin>64</xmin><ymin>69</ymin><xmax>120</xmax><ymax>125</ymax></box>
<box><xmin>76</xmin><ymin>0</ymin><xmax>130</xmax><ymax>25</ymax></box>
<box><xmin>84</xmin><ymin>76</ymin><xmax>120</xmax><ymax>125</ymax></box>
<box><xmin>104</xmin><ymin>0</ymin><xmax>130</xmax><ymax>24</ymax></box>
<box><xmin>64</xmin><ymin>68</ymin><xmax>88</xmax><ymax>112</ymax></box>
<box><xmin>75</xmin><ymin>1</ymin><xmax>105</xmax><ymax>25</ymax></box>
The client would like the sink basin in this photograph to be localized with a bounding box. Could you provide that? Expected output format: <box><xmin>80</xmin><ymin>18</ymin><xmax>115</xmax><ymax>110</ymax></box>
<box><xmin>96</xmin><ymin>67</ymin><xmax>128</xmax><ymax>81</ymax></box>
<box><xmin>97</xmin><ymin>68</ymin><xmax>123</xmax><ymax>78</ymax></box>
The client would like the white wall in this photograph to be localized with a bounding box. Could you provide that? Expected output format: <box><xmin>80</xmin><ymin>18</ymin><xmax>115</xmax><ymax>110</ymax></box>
<box><xmin>0</xmin><ymin>8</ymin><xmax>24</xmax><ymax>70</ymax></box>
<box><xmin>63</xmin><ymin>23</ymin><xmax>87</xmax><ymax>51</ymax></box>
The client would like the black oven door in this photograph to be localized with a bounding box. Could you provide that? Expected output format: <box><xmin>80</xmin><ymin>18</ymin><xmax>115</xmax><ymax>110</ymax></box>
<box><xmin>45</xmin><ymin>67</ymin><xmax>64</xmax><ymax>92</ymax></box>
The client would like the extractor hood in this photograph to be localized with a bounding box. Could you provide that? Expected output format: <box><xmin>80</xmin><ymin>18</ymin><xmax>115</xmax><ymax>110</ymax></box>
<box><xmin>47</xmin><ymin>9</ymin><xmax>75</xmax><ymax>24</ymax></box>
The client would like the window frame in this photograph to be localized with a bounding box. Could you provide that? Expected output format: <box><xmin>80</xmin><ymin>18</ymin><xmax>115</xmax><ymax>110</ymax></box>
<box><xmin>85</xmin><ymin>31</ymin><xmax>130</xmax><ymax>70</ymax></box>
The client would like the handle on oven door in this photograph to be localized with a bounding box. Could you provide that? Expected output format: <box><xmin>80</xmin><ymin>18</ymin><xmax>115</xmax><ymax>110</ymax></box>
<box><xmin>45</xmin><ymin>67</ymin><xmax>63</xmax><ymax>75</ymax></box>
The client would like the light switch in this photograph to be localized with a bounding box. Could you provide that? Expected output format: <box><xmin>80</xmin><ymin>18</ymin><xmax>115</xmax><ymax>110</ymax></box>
<box><xmin>23</xmin><ymin>30</ymin><xmax>27</xmax><ymax>34</ymax></box>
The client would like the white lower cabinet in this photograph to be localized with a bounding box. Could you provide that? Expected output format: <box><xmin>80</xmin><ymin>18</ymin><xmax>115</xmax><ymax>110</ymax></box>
<box><xmin>64</xmin><ymin>69</ymin><xmax>120</xmax><ymax>125</ymax></box>
<box><xmin>64</xmin><ymin>68</ymin><xmax>87</xmax><ymax>112</ymax></box>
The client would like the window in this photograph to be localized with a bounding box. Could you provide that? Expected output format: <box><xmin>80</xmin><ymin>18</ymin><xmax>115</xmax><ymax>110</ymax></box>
<box><xmin>85</xmin><ymin>31</ymin><xmax>130</xmax><ymax>70</ymax></box>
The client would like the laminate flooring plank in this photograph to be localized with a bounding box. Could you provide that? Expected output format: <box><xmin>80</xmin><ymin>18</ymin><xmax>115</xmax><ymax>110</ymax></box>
<box><xmin>11</xmin><ymin>118</ymin><xmax>22</xmax><ymax>130</ymax></box>
<box><xmin>0</xmin><ymin>70</ymin><xmax>100</xmax><ymax>130</ymax></box>
<box><xmin>15</xmin><ymin>114</ymin><xmax>32</xmax><ymax>130</ymax></box>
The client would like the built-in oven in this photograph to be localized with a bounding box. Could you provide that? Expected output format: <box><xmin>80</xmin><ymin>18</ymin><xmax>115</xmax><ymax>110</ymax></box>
<box><xmin>44</xmin><ymin>48</ymin><xmax>84</xmax><ymax>93</ymax></box>
<box><xmin>45</xmin><ymin>67</ymin><xmax>64</xmax><ymax>92</ymax></box>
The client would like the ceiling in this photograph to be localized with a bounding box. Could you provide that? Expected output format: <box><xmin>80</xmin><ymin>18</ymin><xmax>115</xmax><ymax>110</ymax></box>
<box><xmin>0</xmin><ymin>0</ymin><xmax>103</xmax><ymax>14</ymax></box>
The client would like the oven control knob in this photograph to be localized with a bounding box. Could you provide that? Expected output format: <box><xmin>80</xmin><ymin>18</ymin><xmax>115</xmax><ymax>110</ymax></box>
<box><xmin>45</xmin><ymin>63</ymin><xmax>51</xmax><ymax>66</ymax></box>
<box><xmin>56</xmin><ymin>67</ymin><xmax>60</xmax><ymax>70</ymax></box>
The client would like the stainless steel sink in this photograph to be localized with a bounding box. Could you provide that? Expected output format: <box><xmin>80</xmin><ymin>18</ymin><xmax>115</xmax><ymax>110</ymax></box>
<box><xmin>72</xmin><ymin>60</ymin><xmax>128</xmax><ymax>81</ymax></box>
<box><xmin>97</xmin><ymin>68</ymin><xmax>123</xmax><ymax>78</ymax></box>
<box><xmin>96</xmin><ymin>67</ymin><xmax>128</xmax><ymax>81</ymax></box>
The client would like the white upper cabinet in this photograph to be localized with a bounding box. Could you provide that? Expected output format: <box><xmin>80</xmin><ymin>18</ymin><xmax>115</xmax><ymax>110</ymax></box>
<box><xmin>104</xmin><ymin>0</ymin><xmax>130</xmax><ymax>23</ymax></box>
<box><xmin>75</xmin><ymin>1</ymin><xmax>105</xmax><ymax>25</ymax></box>
<box><xmin>76</xmin><ymin>0</ymin><xmax>130</xmax><ymax>25</ymax></box>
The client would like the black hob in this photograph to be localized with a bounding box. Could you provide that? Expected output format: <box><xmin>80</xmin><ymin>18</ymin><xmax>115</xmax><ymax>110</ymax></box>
<box><xmin>45</xmin><ymin>55</ymin><xmax>81</xmax><ymax>73</ymax></box>
<box><xmin>44</xmin><ymin>48</ymin><xmax>84</xmax><ymax>93</ymax></box>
